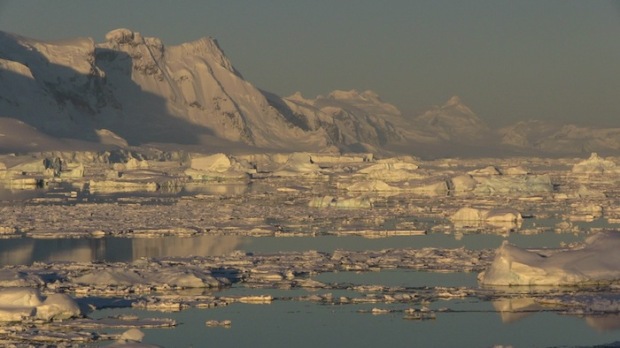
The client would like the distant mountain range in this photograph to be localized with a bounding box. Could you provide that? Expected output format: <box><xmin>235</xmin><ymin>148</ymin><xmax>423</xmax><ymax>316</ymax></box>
<box><xmin>0</xmin><ymin>28</ymin><xmax>618</xmax><ymax>158</ymax></box>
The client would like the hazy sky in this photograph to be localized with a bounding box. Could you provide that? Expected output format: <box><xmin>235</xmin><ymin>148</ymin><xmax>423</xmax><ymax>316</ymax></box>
<box><xmin>0</xmin><ymin>0</ymin><xmax>619</xmax><ymax>127</ymax></box>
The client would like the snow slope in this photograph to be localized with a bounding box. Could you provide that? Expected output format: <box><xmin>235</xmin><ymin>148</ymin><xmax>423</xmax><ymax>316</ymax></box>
<box><xmin>280</xmin><ymin>89</ymin><xmax>407</xmax><ymax>151</ymax></box>
<box><xmin>412</xmin><ymin>96</ymin><xmax>491</xmax><ymax>143</ymax></box>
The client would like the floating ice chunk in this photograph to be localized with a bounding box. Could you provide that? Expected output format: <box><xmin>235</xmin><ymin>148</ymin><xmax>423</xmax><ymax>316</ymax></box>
<box><xmin>6</xmin><ymin>159</ymin><xmax>46</xmax><ymax>176</ymax></box>
<box><xmin>574</xmin><ymin>185</ymin><xmax>606</xmax><ymax>199</ymax></box>
<box><xmin>449</xmin><ymin>174</ymin><xmax>477</xmax><ymax>193</ymax></box>
<box><xmin>189</xmin><ymin>153</ymin><xmax>232</xmax><ymax>173</ymax></box>
<box><xmin>308</xmin><ymin>196</ymin><xmax>373</xmax><ymax>209</ymax></box>
<box><xmin>119</xmin><ymin>328</ymin><xmax>145</xmax><ymax>342</ymax></box>
<box><xmin>451</xmin><ymin>207</ymin><xmax>522</xmax><ymax>229</ymax></box>
<box><xmin>479</xmin><ymin>231</ymin><xmax>620</xmax><ymax>286</ymax></box>
<box><xmin>408</xmin><ymin>179</ymin><xmax>449</xmax><ymax>196</ymax></box>
<box><xmin>73</xmin><ymin>269</ymin><xmax>144</xmax><ymax>286</ymax></box>
<box><xmin>35</xmin><ymin>293</ymin><xmax>81</xmax><ymax>320</ymax></box>
<box><xmin>308</xmin><ymin>195</ymin><xmax>336</xmax><ymax>208</ymax></box>
<box><xmin>0</xmin><ymin>288</ymin><xmax>80</xmax><ymax>322</ymax></box>
<box><xmin>310</xmin><ymin>153</ymin><xmax>370</xmax><ymax>164</ymax></box>
<box><xmin>356</xmin><ymin>158</ymin><xmax>421</xmax><ymax>182</ymax></box>
<box><xmin>88</xmin><ymin>179</ymin><xmax>158</xmax><ymax>193</ymax></box>
<box><xmin>0</xmin><ymin>287</ymin><xmax>43</xmax><ymax>308</ymax></box>
<box><xmin>501</xmin><ymin>166</ymin><xmax>530</xmax><ymax>175</ymax></box>
<box><xmin>0</xmin><ymin>306</ymin><xmax>36</xmax><ymax>322</ymax></box>
<box><xmin>206</xmin><ymin>319</ymin><xmax>232</xmax><ymax>327</ymax></box>
<box><xmin>358</xmin><ymin>162</ymin><xmax>419</xmax><ymax>173</ymax></box>
<box><xmin>185</xmin><ymin>153</ymin><xmax>253</xmax><ymax>181</ymax></box>
<box><xmin>125</xmin><ymin>158</ymin><xmax>149</xmax><ymax>170</ymax></box>
<box><xmin>272</xmin><ymin>152</ymin><xmax>322</xmax><ymax>177</ymax></box>
<box><xmin>60</xmin><ymin>163</ymin><xmax>85</xmax><ymax>178</ymax></box>
<box><xmin>451</xmin><ymin>207</ymin><xmax>488</xmax><ymax>222</ymax></box>
<box><xmin>0</xmin><ymin>270</ymin><xmax>43</xmax><ymax>287</ymax></box>
<box><xmin>73</xmin><ymin>268</ymin><xmax>220</xmax><ymax>289</ymax></box>
<box><xmin>486</xmin><ymin>209</ymin><xmax>524</xmax><ymax>223</ymax></box>
<box><xmin>473</xmin><ymin>174</ymin><xmax>553</xmax><ymax>195</ymax></box>
<box><xmin>106</xmin><ymin>328</ymin><xmax>163</xmax><ymax>347</ymax></box>
<box><xmin>468</xmin><ymin>165</ymin><xmax>501</xmax><ymax>176</ymax></box>
<box><xmin>346</xmin><ymin>180</ymin><xmax>399</xmax><ymax>192</ymax></box>
<box><xmin>237</xmin><ymin>295</ymin><xmax>273</xmax><ymax>304</ymax></box>
<box><xmin>572</xmin><ymin>153</ymin><xmax>619</xmax><ymax>174</ymax></box>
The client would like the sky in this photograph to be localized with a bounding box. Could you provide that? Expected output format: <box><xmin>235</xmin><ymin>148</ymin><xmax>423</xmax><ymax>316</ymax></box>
<box><xmin>0</xmin><ymin>0</ymin><xmax>619</xmax><ymax>128</ymax></box>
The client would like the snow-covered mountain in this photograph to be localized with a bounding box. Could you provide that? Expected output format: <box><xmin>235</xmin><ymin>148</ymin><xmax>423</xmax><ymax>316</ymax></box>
<box><xmin>500</xmin><ymin>121</ymin><xmax>620</xmax><ymax>155</ymax></box>
<box><xmin>0</xmin><ymin>29</ymin><xmax>335</xmax><ymax>151</ymax></box>
<box><xmin>411</xmin><ymin>96</ymin><xmax>491</xmax><ymax>143</ymax></box>
<box><xmin>278</xmin><ymin>89</ymin><xmax>407</xmax><ymax>152</ymax></box>
<box><xmin>1</xmin><ymin>28</ymin><xmax>619</xmax><ymax>158</ymax></box>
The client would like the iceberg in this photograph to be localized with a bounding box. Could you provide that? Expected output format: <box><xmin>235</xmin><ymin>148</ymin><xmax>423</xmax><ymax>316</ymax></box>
<box><xmin>0</xmin><ymin>288</ymin><xmax>80</xmax><ymax>322</ymax></box>
<box><xmin>184</xmin><ymin>153</ymin><xmax>252</xmax><ymax>181</ymax></box>
<box><xmin>451</xmin><ymin>207</ymin><xmax>522</xmax><ymax>230</ymax></box>
<box><xmin>479</xmin><ymin>231</ymin><xmax>620</xmax><ymax>286</ymax></box>
<box><xmin>571</xmin><ymin>153</ymin><xmax>619</xmax><ymax>174</ymax></box>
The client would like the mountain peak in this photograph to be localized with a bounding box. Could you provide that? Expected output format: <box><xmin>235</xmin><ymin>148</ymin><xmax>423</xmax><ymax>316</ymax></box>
<box><xmin>104</xmin><ymin>28</ymin><xmax>137</xmax><ymax>45</ymax></box>
<box><xmin>327</xmin><ymin>89</ymin><xmax>361</xmax><ymax>100</ymax></box>
<box><xmin>174</xmin><ymin>36</ymin><xmax>238</xmax><ymax>75</ymax></box>
<box><xmin>443</xmin><ymin>96</ymin><xmax>463</xmax><ymax>108</ymax></box>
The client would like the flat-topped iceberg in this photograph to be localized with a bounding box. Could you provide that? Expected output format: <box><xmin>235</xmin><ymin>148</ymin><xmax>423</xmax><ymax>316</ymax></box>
<box><xmin>184</xmin><ymin>153</ymin><xmax>253</xmax><ymax>181</ymax></box>
<box><xmin>451</xmin><ymin>207</ymin><xmax>522</xmax><ymax>230</ymax></box>
<box><xmin>479</xmin><ymin>231</ymin><xmax>620</xmax><ymax>286</ymax></box>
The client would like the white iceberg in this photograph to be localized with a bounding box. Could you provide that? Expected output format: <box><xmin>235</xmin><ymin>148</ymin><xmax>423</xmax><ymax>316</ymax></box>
<box><xmin>451</xmin><ymin>207</ymin><xmax>522</xmax><ymax>230</ymax></box>
<box><xmin>449</xmin><ymin>174</ymin><xmax>477</xmax><ymax>193</ymax></box>
<box><xmin>571</xmin><ymin>153</ymin><xmax>619</xmax><ymax>174</ymax></box>
<box><xmin>272</xmin><ymin>152</ymin><xmax>323</xmax><ymax>177</ymax></box>
<box><xmin>356</xmin><ymin>159</ymin><xmax>421</xmax><ymax>182</ymax></box>
<box><xmin>106</xmin><ymin>328</ymin><xmax>162</xmax><ymax>348</ymax></box>
<box><xmin>0</xmin><ymin>288</ymin><xmax>80</xmax><ymax>322</ymax></box>
<box><xmin>473</xmin><ymin>174</ymin><xmax>553</xmax><ymax>195</ymax></box>
<box><xmin>184</xmin><ymin>153</ymin><xmax>253</xmax><ymax>181</ymax></box>
<box><xmin>479</xmin><ymin>231</ymin><xmax>620</xmax><ymax>286</ymax></box>
<box><xmin>346</xmin><ymin>180</ymin><xmax>399</xmax><ymax>192</ymax></box>
<box><xmin>468</xmin><ymin>165</ymin><xmax>501</xmax><ymax>176</ymax></box>
<box><xmin>308</xmin><ymin>195</ymin><xmax>373</xmax><ymax>209</ymax></box>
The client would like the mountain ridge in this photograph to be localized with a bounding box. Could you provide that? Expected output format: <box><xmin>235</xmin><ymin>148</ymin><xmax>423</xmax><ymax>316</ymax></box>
<box><xmin>1</xmin><ymin>29</ymin><xmax>619</xmax><ymax>158</ymax></box>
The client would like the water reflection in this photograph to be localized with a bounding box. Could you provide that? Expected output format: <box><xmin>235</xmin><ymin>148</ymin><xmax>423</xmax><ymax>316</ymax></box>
<box><xmin>0</xmin><ymin>231</ymin><xmax>589</xmax><ymax>266</ymax></box>
<box><xmin>132</xmin><ymin>236</ymin><xmax>244</xmax><ymax>259</ymax></box>
<box><xmin>586</xmin><ymin>315</ymin><xmax>620</xmax><ymax>332</ymax></box>
<box><xmin>492</xmin><ymin>297</ymin><xmax>544</xmax><ymax>323</ymax></box>
<box><xmin>0</xmin><ymin>236</ymin><xmax>244</xmax><ymax>265</ymax></box>
<box><xmin>492</xmin><ymin>297</ymin><xmax>620</xmax><ymax>332</ymax></box>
